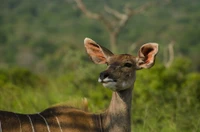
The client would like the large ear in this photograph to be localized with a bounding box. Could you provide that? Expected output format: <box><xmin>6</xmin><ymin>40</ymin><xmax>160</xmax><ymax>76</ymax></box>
<box><xmin>136</xmin><ymin>43</ymin><xmax>159</xmax><ymax>69</ymax></box>
<box><xmin>84</xmin><ymin>38</ymin><xmax>114</xmax><ymax>64</ymax></box>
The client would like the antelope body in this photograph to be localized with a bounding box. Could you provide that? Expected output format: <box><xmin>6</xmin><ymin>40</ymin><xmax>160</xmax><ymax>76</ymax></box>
<box><xmin>0</xmin><ymin>38</ymin><xmax>158</xmax><ymax>132</ymax></box>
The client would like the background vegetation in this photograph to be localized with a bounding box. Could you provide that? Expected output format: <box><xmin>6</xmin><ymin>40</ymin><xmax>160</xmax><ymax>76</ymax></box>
<box><xmin>0</xmin><ymin>0</ymin><xmax>200</xmax><ymax>131</ymax></box>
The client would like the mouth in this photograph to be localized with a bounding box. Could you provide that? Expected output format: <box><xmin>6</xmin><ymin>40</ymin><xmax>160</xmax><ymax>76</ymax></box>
<box><xmin>98</xmin><ymin>78</ymin><xmax>117</xmax><ymax>83</ymax></box>
<box><xmin>98</xmin><ymin>78</ymin><xmax>117</xmax><ymax>90</ymax></box>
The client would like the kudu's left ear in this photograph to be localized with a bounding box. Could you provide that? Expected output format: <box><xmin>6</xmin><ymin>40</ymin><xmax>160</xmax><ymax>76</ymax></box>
<box><xmin>136</xmin><ymin>43</ymin><xmax>159</xmax><ymax>69</ymax></box>
<box><xmin>84</xmin><ymin>38</ymin><xmax>114</xmax><ymax>64</ymax></box>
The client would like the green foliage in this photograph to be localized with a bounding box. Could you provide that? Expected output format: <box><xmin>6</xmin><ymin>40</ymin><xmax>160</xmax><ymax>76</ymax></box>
<box><xmin>0</xmin><ymin>67</ymin><xmax>43</xmax><ymax>88</ymax></box>
<box><xmin>132</xmin><ymin>58</ymin><xmax>200</xmax><ymax>131</ymax></box>
<box><xmin>0</xmin><ymin>0</ymin><xmax>200</xmax><ymax>71</ymax></box>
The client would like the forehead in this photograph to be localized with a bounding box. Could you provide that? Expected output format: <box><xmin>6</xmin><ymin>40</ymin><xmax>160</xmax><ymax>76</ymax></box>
<box><xmin>108</xmin><ymin>54</ymin><xmax>137</xmax><ymax>64</ymax></box>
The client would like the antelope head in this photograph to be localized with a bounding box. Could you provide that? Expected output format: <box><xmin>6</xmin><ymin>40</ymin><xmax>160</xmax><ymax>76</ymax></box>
<box><xmin>84</xmin><ymin>38</ymin><xmax>158</xmax><ymax>91</ymax></box>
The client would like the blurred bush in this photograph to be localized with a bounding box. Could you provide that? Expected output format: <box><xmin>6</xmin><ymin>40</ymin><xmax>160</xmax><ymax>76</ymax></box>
<box><xmin>0</xmin><ymin>67</ymin><xmax>44</xmax><ymax>88</ymax></box>
<box><xmin>132</xmin><ymin>57</ymin><xmax>200</xmax><ymax>131</ymax></box>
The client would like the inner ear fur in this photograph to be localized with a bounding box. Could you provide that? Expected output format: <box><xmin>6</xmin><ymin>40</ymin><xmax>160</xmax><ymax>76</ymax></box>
<box><xmin>137</xmin><ymin>43</ymin><xmax>159</xmax><ymax>69</ymax></box>
<box><xmin>84</xmin><ymin>38</ymin><xmax>113</xmax><ymax>64</ymax></box>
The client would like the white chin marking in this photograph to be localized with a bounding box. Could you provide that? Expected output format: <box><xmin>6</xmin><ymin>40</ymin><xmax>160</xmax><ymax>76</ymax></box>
<box><xmin>103</xmin><ymin>82</ymin><xmax>117</xmax><ymax>91</ymax></box>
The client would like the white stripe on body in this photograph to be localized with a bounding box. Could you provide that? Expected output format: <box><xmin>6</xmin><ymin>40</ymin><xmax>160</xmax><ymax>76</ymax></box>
<box><xmin>14</xmin><ymin>113</ymin><xmax>22</xmax><ymax>132</ymax></box>
<box><xmin>0</xmin><ymin>121</ymin><xmax>2</xmax><ymax>132</ymax></box>
<box><xmin>38</xmin><ymin>113</ymin><xmax>51</xmax><ymax>132</ymax></box>
<box><xmin>54</xmin><ymin>115</ymin><xmax>63</xmax><ymax>132</ymax></box>
<box><xmin>27</xmin><ymin>115</ymin><xmax>35</xmax><ymax>132</ymax></box>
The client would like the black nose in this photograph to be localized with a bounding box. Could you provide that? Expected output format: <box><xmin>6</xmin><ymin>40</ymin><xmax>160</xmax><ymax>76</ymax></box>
<box><xmin>100</xmin><ymin>71</ymin><xmax>110</xmax><ymax>80</ymax></box>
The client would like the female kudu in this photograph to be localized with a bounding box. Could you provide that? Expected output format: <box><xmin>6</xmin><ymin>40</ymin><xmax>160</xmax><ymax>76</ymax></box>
<box><xmin>0</xmin><ymin>38</ymin><xmax>158</xmax><ymax>132</ymax></box>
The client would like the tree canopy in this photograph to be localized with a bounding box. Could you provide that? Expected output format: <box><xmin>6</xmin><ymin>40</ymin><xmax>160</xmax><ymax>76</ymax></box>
<box><xmin>0</xmin><ymin>0</ymin><xmax>200</xmax><ymax>71</ymax></box>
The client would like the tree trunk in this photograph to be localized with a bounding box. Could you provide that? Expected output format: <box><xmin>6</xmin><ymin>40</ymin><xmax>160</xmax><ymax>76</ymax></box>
<box><xmin>110</xmin><ymin>33</ymin><xmax>117</xmax><ymax>53</ymax></box>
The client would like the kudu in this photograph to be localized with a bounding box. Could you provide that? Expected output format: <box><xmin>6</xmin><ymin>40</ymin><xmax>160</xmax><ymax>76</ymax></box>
<box><xmin>0</xmin><ymin>38</ymin><xmax>158</xmax><ymax>132</ymax></box>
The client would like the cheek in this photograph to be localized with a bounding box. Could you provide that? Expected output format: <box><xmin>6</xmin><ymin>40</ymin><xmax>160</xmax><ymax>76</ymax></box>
<box><xmin>120</xmin><ymin>73</ymin><xmax>136</xmax><ymax>88</ymax></box>
<box><xmin>121</xmin><ymin>81</ymin><xmax>133</xmax><ymax>89</ymax></box>
<box><xmin>115</xmin><ymin>80</ymin><xmax>131</xmax><ymax>91</ymax></box>
<box><xmin>122</xmin><ymin>82</ymin><xmax>129</xmax><ymax>88</ymax></box>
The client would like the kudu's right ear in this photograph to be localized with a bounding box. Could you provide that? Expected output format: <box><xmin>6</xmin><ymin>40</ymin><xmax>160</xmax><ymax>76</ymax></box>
<box><xmin>84</xmin><ymin>38</ymin><xmax>114</xmax><ymax>64</ymax></box>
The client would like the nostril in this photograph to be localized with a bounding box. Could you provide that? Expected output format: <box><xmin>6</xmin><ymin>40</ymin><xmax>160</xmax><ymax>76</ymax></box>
<box><xmin>100</xmin><ymin>71</ymin><xmax>110</xmax><ymax>80</ymax></box>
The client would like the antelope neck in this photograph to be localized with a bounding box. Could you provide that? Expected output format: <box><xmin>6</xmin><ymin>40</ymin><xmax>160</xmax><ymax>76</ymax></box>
<box><xmin>101</xmin><ymin>87</ymin><xmax>133</xmax><ymax>132</ymax></box>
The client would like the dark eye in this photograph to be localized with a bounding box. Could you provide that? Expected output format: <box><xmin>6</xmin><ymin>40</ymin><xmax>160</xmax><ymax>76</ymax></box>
<box><xmin>124</xmin><ymin>63</ymin><xmax>132</xmax><ymax>67</ymax></box>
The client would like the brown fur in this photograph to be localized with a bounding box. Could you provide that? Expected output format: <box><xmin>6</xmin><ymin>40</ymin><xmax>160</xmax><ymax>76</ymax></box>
<box><xmin>0</xmin><ymin>106</ymin><xmax>100</xmax><ymax>132</ymax></box>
